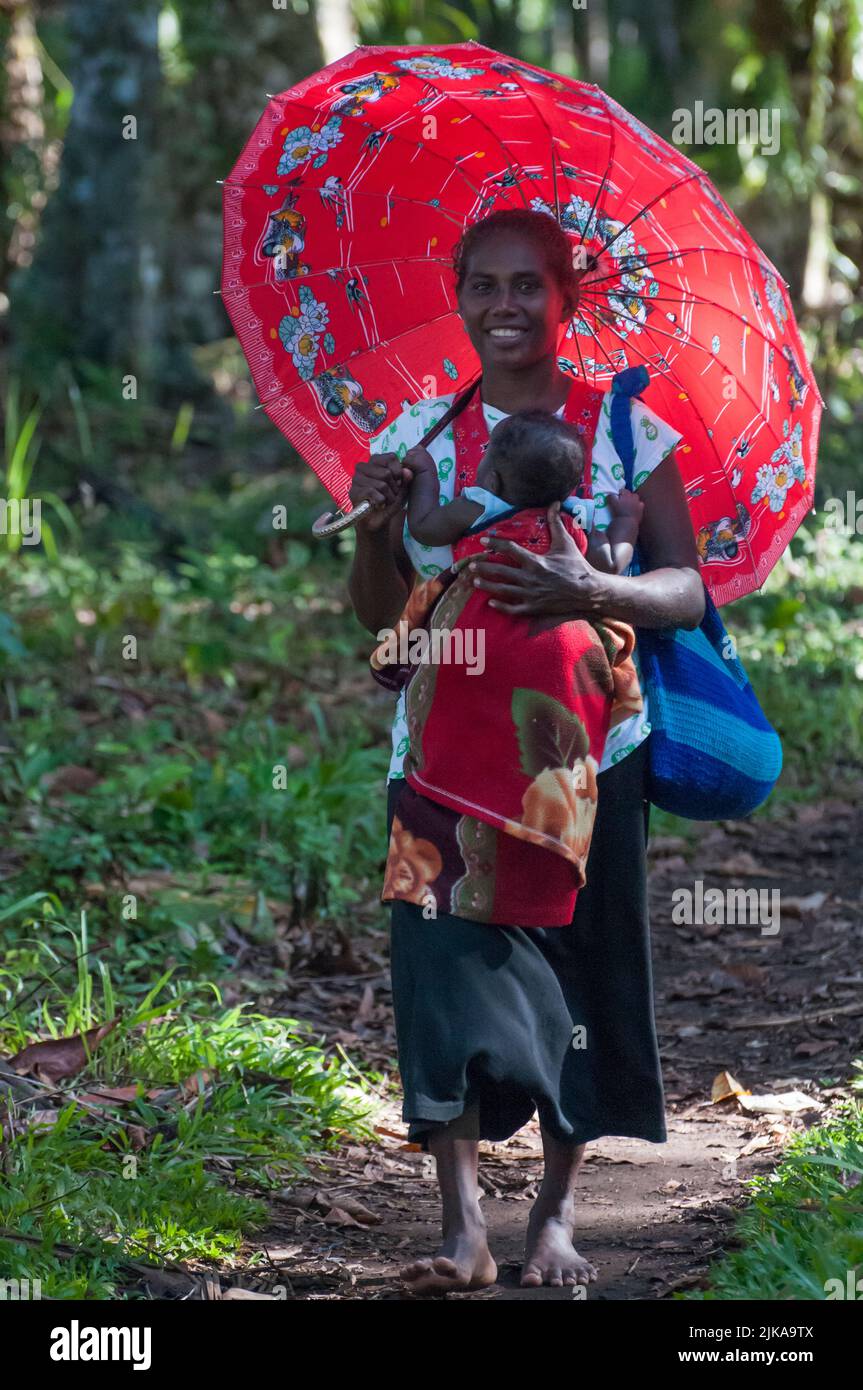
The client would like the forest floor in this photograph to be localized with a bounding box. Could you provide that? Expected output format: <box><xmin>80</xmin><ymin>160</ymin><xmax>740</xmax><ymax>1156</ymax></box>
<box><xmin>218</xmin><ymin>792</ymin><xmax>862</xmax><ymax>1301</ymax></box>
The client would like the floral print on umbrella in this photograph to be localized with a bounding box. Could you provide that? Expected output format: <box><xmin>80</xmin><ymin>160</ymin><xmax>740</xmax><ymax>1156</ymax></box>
<box><xmin>277</xmin><ymin>115</ymin><xmax>343</xmax><ymax>175</ymax></box>
<box><xmin>279</xmin><ymin>285</ymin><xmax>335</xmax><ymax>380</ymax></box>
<box><xmin>751</xmin><ymin>423</ymin><xmax>806</xmax><ymax>512</ymax></box>
<box><xmin>394</xmin><ymin>55</ymin><xmax>485</xmax><ymax>80</ymax></box>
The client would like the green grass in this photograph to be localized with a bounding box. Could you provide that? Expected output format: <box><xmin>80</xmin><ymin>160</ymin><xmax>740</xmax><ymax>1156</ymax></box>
<box><xmin>1</xmin><ymin>359</ymin><xmax>861</xmax><ymax>1299</ymax></box>
<box><xmin>0</xmin><ymin>905</ymin><xmax>381</xmax><ymax>1298</ymax></box>
<box><xmin>684</xmin><ymin>1074</ymin><xmax>863</xmax><ymax>1301</ymax></box>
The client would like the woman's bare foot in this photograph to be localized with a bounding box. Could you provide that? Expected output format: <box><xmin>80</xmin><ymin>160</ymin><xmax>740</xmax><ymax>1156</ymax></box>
<box><xmin>401</xmin><ymin>1215</ymin><xmax>498</xmax><ymax>1295</ymax></box>
<box><xmin>521</xmin><ymin>1201</ymin><xmax>597</xmax><ymax>1288</ymax></box>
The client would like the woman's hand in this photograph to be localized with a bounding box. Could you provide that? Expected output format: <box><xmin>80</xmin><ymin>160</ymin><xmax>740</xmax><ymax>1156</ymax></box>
<box><xmin>402</xmin><ymin>443</ymin><xmax>437</xmax><ymax>478</ymax></box>
<box><xmin>468</xmin><ymin>502</ymin><xmax>610</xmax><ymax>617</ymax></box>
<box><xmin>349</xmin><ymin>451</ymin><xmax>413</xmax><ymax>533</ymax></box>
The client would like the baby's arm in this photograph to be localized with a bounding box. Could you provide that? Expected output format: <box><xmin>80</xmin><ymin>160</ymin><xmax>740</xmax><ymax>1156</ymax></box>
<box><xmin>586</xmin><ymin>488</ymin><xmax>644</xmax><ymax>574</ymax></box>
<box><xmin>404</xmin><ymin>444</ymin><xmax>483</xmax><ymax>545</ymax></box>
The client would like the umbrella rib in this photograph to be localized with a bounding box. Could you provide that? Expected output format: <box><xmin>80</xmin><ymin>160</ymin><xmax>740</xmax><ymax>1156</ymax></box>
<box><xmin>578</xmin><ymin>279</ymin><xmax>806</xmax><ymax>372</ymax></box>
<box><xmin>562</xmin><ymin>315</ymin><xmax>593</xmax><ymax>383</ymax></box>
<box><xmin>221</xmin><ymin>176</ymin><xmax>470</xmax><ymax>232</ymax></box>
<box><xmin>576</xmin><ymin>295</ymin><xmax>791</xmax><ymax>456</ymax></box>
<box><xmin>580</xmin><ymin>244</ymin><xmax>787</xmax><ymax>292</ymax></box>
<box><xmin>594</xmin><ymin>170</ymin><xmax>703</xmax><ymax>261</ymax></box>
<box><xmin>478</xmin><ymin>63</ymin><xmax>566</xmax><ymax>220</ymax></box>
<box><xmin>386</xmin><ymin>65</ymin><xmax>534</xmax><ymax>211</ymax></box>
<box><xmin>581</xmin><ymin>88</ymin><xmax>620</xmax><ymax>260</ymax></box>
<box><xmin>581</xmin><ymin>310</ymin><xmax>761</xmax><ymax>592</ymax></box>
<box><xmin>220</xmin><ymin>254</ymin><xmax>460</xmax><ymax>300</ymax></box>
<box><xmin>251</xmin><ymin>304</ymin><xmax>468</xmax><ymax>410</ymax></box>
<box><xmin>565</xmin><ymin>313</ymin><xmax>622</xmax><ymax>381</ymax></box>
<box><xmin>575</xmin><ymin>304</ymin><xmax>768</xmax><ymax>593</ymax></box>
<box><xmin>261</xmin><ymin>92</ymin><xmax>498</xmax><ymax>212</ymax></box>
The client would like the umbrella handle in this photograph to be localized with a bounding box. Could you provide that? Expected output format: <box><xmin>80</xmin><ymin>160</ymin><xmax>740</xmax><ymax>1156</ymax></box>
<box><xmin>311</xmin><ymin>378</ymin><xmax>481</xmax><ymax>540</ymax></box>
<box><xmin>311</xmin><ymin>499</ymin><xmax>371</xmax><ymax>537</ymax></box>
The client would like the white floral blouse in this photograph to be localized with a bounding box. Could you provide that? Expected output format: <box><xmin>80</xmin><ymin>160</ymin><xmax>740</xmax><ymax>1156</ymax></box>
<box><xmin>370</xmin><ymin>390</ymin><xmax>682</xmax><ymax>781</ymax></box>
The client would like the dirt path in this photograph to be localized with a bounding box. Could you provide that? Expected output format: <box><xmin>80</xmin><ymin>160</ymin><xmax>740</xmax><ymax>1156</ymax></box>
<box><xmin>239</xmin><ymin>796</ymin><xmax>862</xmax><ymax>1300</ymax></box>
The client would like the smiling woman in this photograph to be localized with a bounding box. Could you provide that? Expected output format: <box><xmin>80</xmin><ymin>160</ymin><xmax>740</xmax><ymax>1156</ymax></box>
<box><xmin>453</xmin><ymin>212</ymin><xmax>581</xmax><ymax>379</ymax></box>
<box><xmin>346</xmin><ymin>207</ymin><xmax>704</xmax><ymax>1296</ymax></box>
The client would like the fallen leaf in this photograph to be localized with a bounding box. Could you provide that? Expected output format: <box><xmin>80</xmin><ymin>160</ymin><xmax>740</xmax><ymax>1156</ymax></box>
<box><xmin>737</xmin><ymin>1090</ymin><xmax>823</xmax><ymax>1115</ymax></box>
<box><xmin>22</xmin><ymin>1108</ymin><xmax>60</xmax><ymax>1131</ymax></box>
<box><xmin>794</xmin><ymin>1039</ymin><xmax>838</xmax><ymax>1057</ymax></box>
<box><xmin>138</xmin><ymin>1267</ymin><xmax>200</xmax><ymax>1299</ymax></box>
<box><xmin>724</xmin><ymin>963</ymin><xmax>769</xmax><ymax>988</ymax></box>
<box><xmin>180</xmin><ymin>1069</ymin><xmax>213</xmax><ymax>1098</ymax></box>
<box><xmin>77</xmin><ymin>1085</ymin><xmax>148</xmax><ymax>1105</ymax></box>
<box><xmin>353</xmin><ymin>984</ymin><xmax>375</xmax><ymax>1025</ymax></box>
<box><xmin>713</xmin><ymin>851</ymin><xmax>767</xmax><ymax>875</ymax></box>
<box><xmin>649</xmin><ymin>836</ymin><xmax>689</xmax><ymax>856</ymax></box>
<box><xmin>222</xmin><ymin>1287</ymin><xmax>283</xmax><ymax>1300</ymax></box>
<box><xmin>9</xmin><ymin>1017</ymin><xmax>121</xmax><ymax>1083</ymax></box>
<box><xmin>202</xmin><ymin>709</ymin><xmax>228</xmax><ymax>735</ymax></box>
<box><xmin>322</xmin><ymin>1206</ymin><xmax>362</xmax><ymax>1227</ymax></box>
<box><xmin>41</xmin><ymin>764</ymin><xmax>101</xmax><ymax>795</ymax></box>
<box><xmin>120</xmin><ymin>1123</ymin><xmax>149</xmax><ymax>1150</ymax></box>
<box><xmin>654</xmin><ymin>855</ymin><xmax>689</xmax><ymax>876</ymax></box>
<box><xmin>712</xmin><ymin>1071</ymin><xmax>747</xmax><ymax>1103</ymax></box>
<box><xmin>322</xmin><ymin>1195</ymin><xmax>381</xmax><ymax>1226</ymax></box>
<box><xmin>739</xmin><ymin>1135</ymin><xmax>774</xmax><ymax>1157</ymax></box>
<box><xmin>781</xmin><ymin>892</ymin><xmax>828</xmax><ymax>918</ymax></box>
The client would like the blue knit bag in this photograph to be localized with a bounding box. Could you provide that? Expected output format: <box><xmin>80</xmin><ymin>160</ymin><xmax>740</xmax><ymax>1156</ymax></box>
<box><xmin>609</xmin><ymin>366</ymin><xmax>782</xmax><ymax>820</ymax></box>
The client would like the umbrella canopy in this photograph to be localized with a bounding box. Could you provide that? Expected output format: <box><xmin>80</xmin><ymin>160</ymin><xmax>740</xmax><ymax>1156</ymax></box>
<box><xmin>221</xmin><ymin>41</ymin><xmax>821</xmax><ymax>604</ymax></box>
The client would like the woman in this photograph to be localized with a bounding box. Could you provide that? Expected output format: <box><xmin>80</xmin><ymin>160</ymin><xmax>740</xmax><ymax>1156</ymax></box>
<box><xmin>348</xmin><ymin>209</ymin><xmax>704</xmax><ymax>1294</ymax></box>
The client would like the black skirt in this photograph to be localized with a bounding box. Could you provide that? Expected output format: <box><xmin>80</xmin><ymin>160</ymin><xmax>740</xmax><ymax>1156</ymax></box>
<box><xmin>387</xmin><ymin>737</ymin><xmax>667</xmax><ymax>1150</ymax></box>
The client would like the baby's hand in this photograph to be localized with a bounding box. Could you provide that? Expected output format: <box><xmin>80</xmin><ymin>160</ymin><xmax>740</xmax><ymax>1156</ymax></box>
<box><xmin>608</xmin><ymin>487</ymin><xmax>644</xmax><ymax>526</ymax></box>
<box><xmin>403</xmin><ymin>444</ymin><xmax>437</xmax><ymax>479</ymax></box>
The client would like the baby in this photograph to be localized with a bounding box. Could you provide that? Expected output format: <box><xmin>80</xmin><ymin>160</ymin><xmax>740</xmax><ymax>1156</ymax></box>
<box><xmin>377</xmin><ymin>405</ymin><xmax>647</xmax><ymax>929</ymax></box>
<box><xmin>404</xmin><ymin>408</ymin><xmax>643</xmax><ymax>573</ymax></box>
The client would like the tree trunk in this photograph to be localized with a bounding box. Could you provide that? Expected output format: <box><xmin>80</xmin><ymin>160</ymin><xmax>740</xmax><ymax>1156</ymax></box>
<box><xmin>9</xmin><ymin>0</ymin><xmax>161</xmax><ymax>380</ymax></box>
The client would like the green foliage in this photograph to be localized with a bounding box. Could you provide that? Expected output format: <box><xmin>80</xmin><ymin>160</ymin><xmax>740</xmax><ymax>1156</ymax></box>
<box><xmin>2</xmin><ymin>376</ymin><xmax>80</xmax><ymax>559</ymax></box>
<box><xmin>0</xmin><ymin>533</ymin><xmax>388</xmax><ymax>935</ymax></box>
<box><xmin>685</xmin><ymin>1089</ymin><xmax>863</xmax><ymax>1300</ymax></box>
<box><xmin>0</xmin><ymin>909</ymin><xmax>379</xmax><ymax>1298</ymax></box>
<box><xmin>727</xmin><ymin>523</ymin><xmax>863</xmax><ymax>792</ymax></box>
<box><xmin>2</xmin><ymin>0</ymin><xmax>862</xmax><ymax>1297</ymax></box>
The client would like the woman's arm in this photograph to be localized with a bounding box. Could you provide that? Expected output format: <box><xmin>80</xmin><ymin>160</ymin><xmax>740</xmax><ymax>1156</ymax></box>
<box><xmin>346</xmin><ymin>450</ymin><xmax>415</xmax><ymax>635</ymax></box>
<box><xmin>348</xmin><ymin>509</ymin><xmax>414</xmax><ymax>635</ymax></box>
<box><xmin>469</xmin><ymin>452</ymin><xmax>705</xmax><ymax>630</ymax></box>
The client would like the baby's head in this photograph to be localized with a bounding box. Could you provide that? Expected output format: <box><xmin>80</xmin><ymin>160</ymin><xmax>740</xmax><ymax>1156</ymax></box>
<box><xmin>476</xmin><ymin>410</ymin><xmax>585</xmax><ymax>508</ymax></box>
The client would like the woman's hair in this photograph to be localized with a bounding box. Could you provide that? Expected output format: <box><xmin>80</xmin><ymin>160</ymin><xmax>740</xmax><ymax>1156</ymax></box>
<box><xmin>486</xmin><ymin>410</ymin><xmax>585</xmax><ymax>509</ymax></box>
<box><xmin>451</xmin><ymin>208</ymin><xmax>579</xmax><ymax>302</ymax></box>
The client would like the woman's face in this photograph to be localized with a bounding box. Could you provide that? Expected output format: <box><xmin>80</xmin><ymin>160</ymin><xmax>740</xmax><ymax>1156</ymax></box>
<box><xmin>456</xmin><ymin>233</ymin><xmax>575</xmax><ymax>371</ymax></box>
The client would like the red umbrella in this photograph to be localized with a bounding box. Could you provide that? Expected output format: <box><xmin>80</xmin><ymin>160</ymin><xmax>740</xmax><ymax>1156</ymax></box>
<box><xmin>221</xmin><ymin>41</ymin><xmax>821</xmax><ymax>604</ymax></box>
